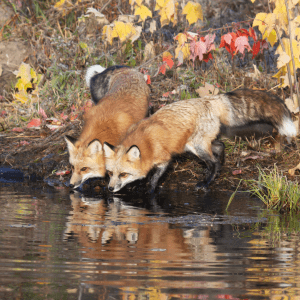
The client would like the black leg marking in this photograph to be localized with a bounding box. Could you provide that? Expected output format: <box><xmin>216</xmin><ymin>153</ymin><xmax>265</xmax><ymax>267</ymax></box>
<box><xmin>212</xmin><ymin>140</ymin><xmax>225</xmax><ymax>166</ymax></box>
<box><xmin>193</xmin><ymin>146</ymin><xmax>220</xmax><ymax>191</ymax></box>
<box><xmin>148</xmin><ymin>163</ymin><xmax>169</xmax><ymax>194</ymax></box>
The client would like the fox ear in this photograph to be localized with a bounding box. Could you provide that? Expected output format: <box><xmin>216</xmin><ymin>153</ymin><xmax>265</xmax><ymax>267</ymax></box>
<box><xmin>126</xmin><ymin>145</ymin><xmax>140</xmax><ymax>162</ymax></box>
<box><xmin>103</xmin><ymin>142</ymin><xmax>116</xmax><ymax>158</ymax></box>
<box><xmin>87</xmin><ymin>139</ymin><xmax>103</xmax><ymax>156</ymax></box>
<box><xmin>65</xmin><ymin>135</ymin><xmax>77</xmax><ymax>152</ymax></box>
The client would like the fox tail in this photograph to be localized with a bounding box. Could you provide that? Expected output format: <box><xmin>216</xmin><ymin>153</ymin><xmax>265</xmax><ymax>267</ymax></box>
<box><xmin>85</xmin><ymin>65</ymin><xmax>106</xmax><ymax>87</ymax></box>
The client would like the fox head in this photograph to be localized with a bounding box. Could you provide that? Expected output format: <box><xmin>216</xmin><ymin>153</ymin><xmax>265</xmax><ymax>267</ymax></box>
<box><xmin>103</xmin><ymin>142</ymin><xmax>147</xmax><ymax>193</ymax></box>
<box><xmin>65</xmin><ymin>135</ymin><xmax>106</xmax><ymax>189</ymax></box>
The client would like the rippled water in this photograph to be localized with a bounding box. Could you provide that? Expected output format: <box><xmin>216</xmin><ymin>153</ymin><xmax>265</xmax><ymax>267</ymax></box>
<box><xmin>1</xmin><ymin>181</ymin><xmax>300</xmax><ymax>300</ymax></box>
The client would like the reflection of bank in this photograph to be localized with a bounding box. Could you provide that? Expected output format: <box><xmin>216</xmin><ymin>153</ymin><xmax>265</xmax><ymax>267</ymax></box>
<box><xmin>64</xmin><ymin>192</ymin><xmax>230</xmax><ymax>299</ymax></box>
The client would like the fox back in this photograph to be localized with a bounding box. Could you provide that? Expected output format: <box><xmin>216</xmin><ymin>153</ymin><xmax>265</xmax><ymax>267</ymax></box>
<box><xmin>104</xmin><ymin>89</ymin><xmax>296</xmax><ymax>192</ymax></box>
<box><xmin>66</xmin><ymin>66</ymin><xmax>150</xmax><ymax>188</ymax></box>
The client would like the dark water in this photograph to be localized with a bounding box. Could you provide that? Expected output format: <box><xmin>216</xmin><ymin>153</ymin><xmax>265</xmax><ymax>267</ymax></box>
<box><xmin>1</xmin><ymin>174</ymin><xmax>300</xmax><ymax>299</ymax></box>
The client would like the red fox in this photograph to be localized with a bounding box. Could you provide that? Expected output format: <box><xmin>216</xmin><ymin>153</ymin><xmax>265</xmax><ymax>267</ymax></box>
<box><xmin>65</xmin><ymin>65</ymin><xmax>150</xmax><ymax>189</ymax></box>
<box><xmin>103</xmin><ymin>89</ymin><xmax>297</xmax><ymax>193</ymax></box>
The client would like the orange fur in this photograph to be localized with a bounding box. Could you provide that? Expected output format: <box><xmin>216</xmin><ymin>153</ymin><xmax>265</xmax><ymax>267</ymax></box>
<box><xmin>66</xmin><ymin>67</ymin><xmax>150</xmax><ymax>188</ymax></box>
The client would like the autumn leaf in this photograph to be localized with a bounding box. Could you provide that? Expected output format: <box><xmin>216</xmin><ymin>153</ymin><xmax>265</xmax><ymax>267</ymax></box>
<box><xmin>196</xmin><ymin>82</ymin><xmax>219</xmax><ymax>97</ymax></box>
<box><xmin>134</xmin><ymin>4</ymin><xmax>152</xmax><ymax>22</ymax></box>
<box><xmin>27</xmin><ymin>118</ymin><xmax>41</xmax><ymax>129</ymax></box>
<box><xmin>155</xmin><ymin>0</ymin><xmax>178</xmax><ymax>27</ymax></box>
<box><xmin>158</xmin><ymin>64</ymin><xmax>167</xmax><ymax>75</ymax></box>
<box><xmin>276</xmin><ymin>38</ymin><xmax>300</xmax><ymax>75</ymax></box>
<box><xmin>235</xmin><ymin>36</ymin><xmax>251</xmax><ymax>57</ymax></box>
<box><xmin>182</xmin><ymin>1</ymin><xmax>203</xmax><ymax>25</ymax></box>
<box><xmin>175</xmin><ymin>33</ymin><xmax>188</xmax><ymax>45</ymax></box>
<box><xmin>163</xmin><ymin>51</ymin><xmax>174</xmax><ymax>69</ymax></box>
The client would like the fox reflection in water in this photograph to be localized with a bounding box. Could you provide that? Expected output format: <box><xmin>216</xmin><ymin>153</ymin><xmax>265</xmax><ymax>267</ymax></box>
<box><xmin>64</xmin><ymin>192</ymin><xmax>218</xmax><ymax>262</ymax></box>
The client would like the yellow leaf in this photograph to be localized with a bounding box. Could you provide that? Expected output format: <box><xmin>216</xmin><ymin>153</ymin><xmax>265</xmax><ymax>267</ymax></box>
<box><xmin>175</xmin><ymin>33</ymin><xmax>187</xmax><ymax>45</ymax></box>
<box><xmin>175</xmin><ymin>43</ymin><xmax>190</xmax><ymax>59</ymax></box>
<box><xmin>265</xmin><ymin>29</ymin><xmax>277</xmax><ymax>46</ymax></box>
<box><xmin>276</xmin><ymin>38</ymin><xmax>300</xmax><ymax>74</ymax></box>
<box><xmin>103</xmin><ymin>25</ymin><xmax>117</xmax><ymax>45</ymax></box>
<box><xmin>16</xmin><ymin>63</ymin><xmax>32</xmax><ymax>83</ymax></box>
<box><xmin>253</xmin><ymin>12</ymin><xmax>277</xmax><ymax>38</ymax></box>
<box><xmin>30</xmin><ymin>68</ymin><xmax>37</xmax><ymax>83</ymax></box>
<box><xmin>273</xmin><ymin>0</ymin><xmax>288</xmax><ymax>30</ymax></box>
<box><xmin>134</xmin><ymin>4</ymin><xmax>152</xmax><ymax>22</ymax></box>
<box><xmin>54</xmin><ymin>0</ymin><xmax>66</xmax><ymax>9</ymax></box>
<box><xmin>156</xmin><ymin>0</ymin><xmax>177</xmax><ymax>27</ymax></box>
<box><xmin>14</xmin><ymin>91</ymin><xmax>30</xmax><ymax>103</ymax></box>
<box><xmin>155</xmin><ymin>0</ymin><xmax>165</xmax><ymax>10</ymax></box>
<box><xmin>251</xmin><ymin>0</ymin><xmax>256</xmax><ymax>2</ymax></box>
<box><xmin>295</xmin><ymin>28</ymin><xmax>300</xmax><ymax>40</ymax></box>
<box><xmin>182</xmin><ymin>1</ymin><xmax>203</xmax><ymax>25</ymax></box>
<box><xmin>277</xmin><ymin>51</ymin><xmax>291</xmax><ymax>69</ymax></box>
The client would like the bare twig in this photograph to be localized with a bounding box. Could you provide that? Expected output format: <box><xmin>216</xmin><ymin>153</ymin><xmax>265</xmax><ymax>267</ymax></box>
<box><xmin>99</xmin><ymin>0</ymin><xmax>114</xmax><ymax>13</ymax></box>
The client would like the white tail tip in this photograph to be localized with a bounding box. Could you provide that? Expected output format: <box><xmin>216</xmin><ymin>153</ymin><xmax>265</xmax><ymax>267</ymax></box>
<box><xmin>279</xmin><ymin>117</ymin><xmax>297</xmax><ymax>137</ymax></box>
<box><xmin>85</xmin><ymin>65</ymin><xmax>106</xmax><ymax>87</ymax></box>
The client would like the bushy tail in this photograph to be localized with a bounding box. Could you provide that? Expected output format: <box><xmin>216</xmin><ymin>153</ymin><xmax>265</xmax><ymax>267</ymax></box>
<box><xmin>278</xmin><ymin>116</ymin><xmax>297</xmax><ymax>138</ymax></box>
<box><xmin>224</xmin><ymin>89</ymin><xmax>297</xmax><ymax>139</ymax></box>
<box><xmin>85</xmin><ymin>65</ymin><xmax>106</xmax><ymax>87</ymax></box>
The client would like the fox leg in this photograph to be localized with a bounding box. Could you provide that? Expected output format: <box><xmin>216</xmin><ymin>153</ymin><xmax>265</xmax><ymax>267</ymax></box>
<box><xmin>188</xmin><ymin>143</ymin><xmax>221</xmax><ymax>191</ymax></box>
<box><xmin>211</xmin><ymin>140</ymin><xmax>225</xmax><ymax>166</ymax></box>
<box><xmin>149</xmin><ymin>162</ymin><xmax>169</xmax><ymax>193</ymax></box>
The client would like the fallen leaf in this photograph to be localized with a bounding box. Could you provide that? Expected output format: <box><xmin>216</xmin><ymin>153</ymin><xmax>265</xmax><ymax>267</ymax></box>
<box><xmin>162</xmin><ymin>92</ymin><xmax>170</xmax><ymax>97</ymax></box>
<box><xmin>39</xmin><ymin>108</ymin><xmax>47</xmax><ymax>119</ymax></box>
<box><xmin>12</xmin><ymin>128</ymin><xmax>24</xmax><ymax>132</ymax></box>
<box><xmin>27</xmin><ymin>118</ymin><xmax>41</xmax><ymax>129</ymax></box>
<box><xmin>196</xmin><ymin>82</ymin><xmax>219</xmax><ymax>97</ymax></box>
<box><xmin>232</xmin><ymin>169</ymin><xmax>242</xmax><ymax>175</ymax></box>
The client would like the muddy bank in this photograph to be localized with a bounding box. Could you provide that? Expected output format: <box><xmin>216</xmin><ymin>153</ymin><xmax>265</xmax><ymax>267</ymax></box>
<box><xmin>1</xmin><ymin>118</ymin><xmax>299</xmax><ymax>194</ymax></box>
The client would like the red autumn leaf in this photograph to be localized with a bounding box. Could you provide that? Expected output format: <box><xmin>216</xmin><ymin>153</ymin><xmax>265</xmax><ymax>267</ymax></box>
<box><xmin>252</xmin><ymin>41</ymin><xmax>261</xmax><ymax>58</ymax></box>
<box><xmin>249</xmin><ymin>27</ymin><xmax>257</xmax><ymax>41</ymax></box>
<box><xmin>12</xmin><ymin>127</ymin><xmax>24</xmax><ymax>132</ymax></box>
<box><xmin>162</xmin><ymin>92</ymin><xmax>170</xmax><ymax>97</ymax></box>
<box><xmin>219</xmin><ymin>32</ymin><xmax>237</xmax><ymax>58</ymax></box>
<box><xmin>236</xmin><ymin>28</ymin><xmax>250</xmax><ymax>37</ymax></box>
<box><xmin>163</xmin><ymin>52</ymin><xmax>174</xmax><ymax>69</ymax></box>
<box><xmin>235</xmin><ymin>36</ymin><xmax>251</xmax><ymax>57</ymax></box>
<box><xmin>203</xmin><ymin>52</ymin><xmax>213</xmax><ymax>63</ymax></box>
<box><xmin>27</xmin><ymin>118</ymin><xmax>41</xmax><ymax>128</ymax></box>
<box><xmin>204</xmin><ymin>33</ymin><xmax>216</xmax><ymax>52</ymax></box>
<box><xmin>146</xmin><ymin>75</ymin><xmax>151</xmax><ymax>84</ymax></box>
<box><xmin>158</xmin><ymin>63</ymin><xmax>167</xmax><ymax>75</ymax></box>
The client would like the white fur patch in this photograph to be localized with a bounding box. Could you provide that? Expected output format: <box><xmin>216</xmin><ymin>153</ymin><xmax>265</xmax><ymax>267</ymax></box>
<box><xmin>278</xmin><ymin>117</ymin><xmax>297</xmax><ymax>137</ymax></box>
<box><xmin>85</xmin><ymin>65</ymin><xmax>106</xmax><ymax>87</ymax></box>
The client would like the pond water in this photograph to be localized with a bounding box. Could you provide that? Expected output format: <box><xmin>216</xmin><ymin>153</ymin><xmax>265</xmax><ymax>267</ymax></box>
<box><xmin>0</xmin><ymin>178</ymin><xmax>300</xmax><ymax>300</ymax></box>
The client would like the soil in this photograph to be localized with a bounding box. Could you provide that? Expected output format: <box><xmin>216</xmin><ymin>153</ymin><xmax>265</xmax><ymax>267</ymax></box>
<box><xmin>1</xmin><ymin>0</ymin><xmax>300</xmax><ymax>194</ymax></box>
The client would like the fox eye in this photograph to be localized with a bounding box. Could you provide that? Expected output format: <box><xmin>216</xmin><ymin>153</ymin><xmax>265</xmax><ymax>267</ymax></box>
<box><xmin>107</xmin><ymin>171</ymin><xmax>113</xmax><ymax>177</ymax></box>
<box><xmin>119</xmin><ymin>172</ymin><xmax>128</xmax><ymax>178</ymax></box>
<box><xmin>81</xmin><ymin>167</ymin><xmax>87</xmax><ymax>172</ymax></box>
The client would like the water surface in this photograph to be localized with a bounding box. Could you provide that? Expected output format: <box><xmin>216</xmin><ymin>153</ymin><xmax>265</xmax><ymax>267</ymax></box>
<box><xmin>0</xmin><ymin>182</ymin><xmax>300</xmax><ymax>300</ymax></box>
